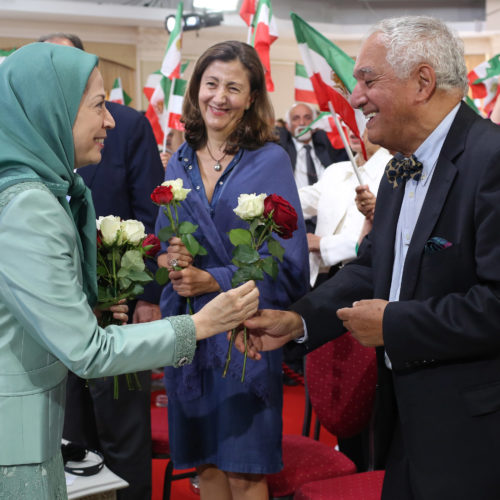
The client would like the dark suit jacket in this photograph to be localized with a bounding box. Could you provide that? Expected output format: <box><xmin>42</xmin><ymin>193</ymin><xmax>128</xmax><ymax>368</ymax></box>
<box><xmin>79</xmin><ymin>101</ymin><xmax>165</xmax><ymax>304</ymax></box>
<box><xmin>291</xmin><ymin>103</ymin><xmax>500</xmax><ymax>499</ymax></box>
<box><xmin>277</xmin><ymin>126</ymin><xmax>348</xmax><ymax>170</ymax></box>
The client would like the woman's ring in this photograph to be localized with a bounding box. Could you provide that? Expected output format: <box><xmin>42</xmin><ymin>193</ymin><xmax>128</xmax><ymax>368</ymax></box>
<box><xmin>169</xmin><ymin>258</ymin><xmax>178</xmax><ymax>268</ymax></box>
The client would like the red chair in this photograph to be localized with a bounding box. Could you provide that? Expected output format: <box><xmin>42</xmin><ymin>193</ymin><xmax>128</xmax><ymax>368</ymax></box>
<box><xmin>294</xmin><ymin>470</ymin><xmax>385</xmax><ymax>500</ymax></box>
<box><xmin>267</xmin><ymin>332</ymin><xmax>377</xmax><ymax>499</ymax></box>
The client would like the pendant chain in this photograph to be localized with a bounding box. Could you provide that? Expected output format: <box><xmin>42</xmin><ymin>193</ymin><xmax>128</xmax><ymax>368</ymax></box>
<box><xmin>206</xmin><ymin>142</ymin><xmax>227</xmax><ymax>172</ymax></box>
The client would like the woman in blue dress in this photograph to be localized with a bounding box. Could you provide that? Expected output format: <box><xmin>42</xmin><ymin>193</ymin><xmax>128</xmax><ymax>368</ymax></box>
<box><xmin>157</xmin><ymin>41</ymin><xmax>309</xmax><ymax>499</ymax></box>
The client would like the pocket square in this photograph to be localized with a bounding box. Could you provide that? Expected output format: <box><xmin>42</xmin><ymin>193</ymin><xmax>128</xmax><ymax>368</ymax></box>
<box><xmin>424</xmin><ymin>236</ymin><xmax>453</xmax><ymax>254</ymax></box>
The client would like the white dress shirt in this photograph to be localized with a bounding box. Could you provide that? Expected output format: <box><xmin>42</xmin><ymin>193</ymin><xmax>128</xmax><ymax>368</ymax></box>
<box><xmin>299</xmin><ymin>147</ymin><xmax>392</xmax><ymax>287</ymax></box>
<box><xmin>385</xmin><ymin>103</ymin><xmax>460</xmax><ymax>369</ymax></box>
<box><xmin>293</xmin><ymin>137</ymin><xmax>326</xmax><ymax>189</ymax></box>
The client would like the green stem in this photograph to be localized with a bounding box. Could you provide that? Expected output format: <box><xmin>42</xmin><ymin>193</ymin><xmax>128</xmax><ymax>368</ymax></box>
<box><xmin>114</xmin><ymin>376</ymin><xmax>119</xmax><ymax>399</ymax></box>
<box><xmin>164</xmin><ymin>205</ymin><xmax>178</xmax><ymax>237</ymax></box>
<box><xmin>173</xmin><ymin>203</ymin><xmax>180</xmax><ymax>235</ymax></box>
<box><xmin>111</xmin><ymin>247</ymin><xmax>118</xmax><ymax>298</ymax></box>
<box><xmin>255</xmin><ymin>218</ymin><xmax>273</xmax><ymax>250</ymax></box>
<box><xmin>186</xmin><ymin>297</ymin><xmax>194</xmax><ymax>315</ymax></box>
<box><xmin>241</xmin><ymin>326</ymin><xmax>248</xmax><ymax>382</ymax></box>
<box><xmin>222</xmin><ymin>329</ymin><xmax>236</xmax><ymax>377</ymax></box>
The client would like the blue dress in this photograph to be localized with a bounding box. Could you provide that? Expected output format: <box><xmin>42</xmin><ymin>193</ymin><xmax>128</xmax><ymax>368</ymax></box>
<box><xmin>157</xmin><ymin>142</ymin><xmax>309</xmax><ymax>473</ymax></box>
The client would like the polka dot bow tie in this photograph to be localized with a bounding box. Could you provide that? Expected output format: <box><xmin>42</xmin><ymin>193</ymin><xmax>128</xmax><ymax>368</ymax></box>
<box><xmin>385</xmin><ymin>153</ymin><xmax>423</xmax><ymax>189</ymax></box>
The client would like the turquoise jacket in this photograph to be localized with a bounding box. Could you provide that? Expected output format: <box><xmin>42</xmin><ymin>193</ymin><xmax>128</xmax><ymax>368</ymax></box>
<box><xmin>0</xmin><ymin>183</ymin><xmax>195</xmax><ymax>465</ymax></box>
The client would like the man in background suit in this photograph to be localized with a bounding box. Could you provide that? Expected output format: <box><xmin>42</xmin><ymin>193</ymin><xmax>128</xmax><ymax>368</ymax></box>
<box><xmin>236</xmin><ymin>16</ymin><xmax>500</xmax><ymax>499</ymax></box>
<box><xmin>278</xmin><ymin>102</ymin><xmax>348</xmax><ymax>189</ymax></box>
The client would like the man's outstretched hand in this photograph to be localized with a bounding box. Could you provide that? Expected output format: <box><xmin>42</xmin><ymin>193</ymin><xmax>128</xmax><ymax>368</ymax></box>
<box><xmin>232</xmin><ymin>309</ymin><xmax>304</xmax><ymax>360</ymax></box>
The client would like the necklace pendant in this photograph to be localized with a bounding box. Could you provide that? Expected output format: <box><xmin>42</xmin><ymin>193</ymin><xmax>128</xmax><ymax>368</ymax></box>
<box><xmin>214</xmin><ymin>163</ymin><xmax>222</xmax><ymax>172</ymax></box>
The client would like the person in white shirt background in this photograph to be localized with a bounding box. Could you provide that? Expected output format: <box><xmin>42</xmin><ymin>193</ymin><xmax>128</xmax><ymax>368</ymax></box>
<box><xmin>299</xmin><ymin>129</ymin><xmax>391</xmax><ymax>288</ymax></box>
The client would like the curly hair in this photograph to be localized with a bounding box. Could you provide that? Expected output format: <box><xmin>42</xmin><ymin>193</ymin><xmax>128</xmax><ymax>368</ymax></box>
<box><xmin>182</xmin><ymin>41</ymin><xmax>277</xmax><ymax>154</ymax></box>
<box><xmin>371</xmin><ymin>16</ymin><xmax>468</xmax><ymax>97</ymax></box>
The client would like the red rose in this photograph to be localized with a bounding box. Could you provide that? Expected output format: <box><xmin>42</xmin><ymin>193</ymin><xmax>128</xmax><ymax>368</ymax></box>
<box><xmin>263</xmin><ymin>194</ymin><xmax>298</xmax><ymax>239</ymax></box>
<box><xmin>142</xmin><ymin>234</ymin><xmax>161</xmax><ymax>257</ymax></box>
<box><xmin>97</xmin><ymin>229</ymin><xmax>103</xmax><ymax>248</ymax></box>
<box><xmin>151</xmin><ymin>185</ymin><xmax>174</xmax><ymax>205</ymax></box>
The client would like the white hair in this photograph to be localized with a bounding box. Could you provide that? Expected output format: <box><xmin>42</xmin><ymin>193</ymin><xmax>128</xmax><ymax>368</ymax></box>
<box><xmin>285</xmin><ymin>102</ymin><xmax>318</xmax><ymax>128</ymax></box>
<box><xmin>370</xmin><ymin>16</ymin><xmax>468</xmax><ymax>96</ymax></box>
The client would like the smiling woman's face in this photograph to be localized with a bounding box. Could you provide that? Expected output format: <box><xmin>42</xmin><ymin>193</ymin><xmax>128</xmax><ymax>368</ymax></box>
<box><xmin>72</xmin><ymin>68</ymin><xmax>115</xmax><ymax>168</ymax></box>
<box><xmin>198</xmin><ymin>59</ymin><xmax>252</xmax><ymax>139</ymax></box>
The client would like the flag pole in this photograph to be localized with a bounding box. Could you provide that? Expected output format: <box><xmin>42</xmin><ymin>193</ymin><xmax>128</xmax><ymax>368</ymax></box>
<box><xmin>247</xmin><ymin>14</ymin><xmax>253</xmax><ymax>44</ymax></box>
<box><xmin>327</xmin><ymin>101</ymin><xmax>363</xmax><ymax>185</ymax></box>
<box><xmin>163</xmin><ymin>77</ymin><xmax>177</xmax><ymax>153</ymax></box>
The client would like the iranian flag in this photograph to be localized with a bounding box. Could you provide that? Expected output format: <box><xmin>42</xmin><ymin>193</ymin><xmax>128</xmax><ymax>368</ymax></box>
<box><xmin>143</xmin><ymin>64</ymin><xmax>188</xmax><ymax>146</ymax></box>
<box><xmin>143</xmin><ymin>71</ymin><xmax>163</xmax><ymax>102</ymax></box>
<box><xmin>296</xmin><ymin>111</ymin><xmax>346</xmax><ymax>149</ymax></box>
<box><xmin>109</xmin><ymin>77</ymin><xmax>132</xmax><ymax>106</ymax></box>
<box><xmin>161</xmin><ymin>1</ymin><xmax>183</xmax><ymax>79</ymax></box>
<box><xmin>468</xmin><ymin>54</ymin><xmax>500</xmax><ymax>117</ymax></box>
<box><xmin>294</xmin><ymin>62</ymin><xmax>318</xmax><ymax>105</ymax></box>
<box><xmin>143</xmin><ymin>71</ymin><xmax>165</xmax><ymax>144</ymax></box>
<box><xmin>0</xmin><ymin>48</ymin><xmax>15</xmax><ymax>65</ymax></box>
<box><xmin>239</xmin><ymin>0</ymin><xmax>255</xmax><ymax>26</ymax></box>
<box><xmin>291</xmin><ymin>13</ymin><xmax>365</xmax><ymax>154</ymax></box>
<box><xmin>251</xmin><ymin>0</ymin><xmax>278</xmax><ymax>92</ymax></box>
<box><xmin>160</xmin><ymin>76</ymin><xmax>187</xmax><ymax>131</ymax></box>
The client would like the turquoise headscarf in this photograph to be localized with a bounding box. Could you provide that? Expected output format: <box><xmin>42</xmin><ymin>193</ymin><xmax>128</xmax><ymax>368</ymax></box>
<box><xmin>0</xmin><ymin>42</ymin><xmax>99</xmax><ymax>306</ymax></box>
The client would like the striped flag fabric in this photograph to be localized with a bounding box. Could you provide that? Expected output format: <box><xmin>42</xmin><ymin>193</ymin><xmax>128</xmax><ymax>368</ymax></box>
<box><xmin>161</xmin><ymin>2</ymin><xmax>183</xmax><ymax>80</ymax></box>
<box><xmin>143</xmin><ymin>63</ymin><xmax>188</xmax><ymax>146</ymax></box>
<box><xmin>251</xmin><ymin>0</ymin><xmax>278</xmax><ymax>92</ymax></box>
<box><xmin>160</xmin><ymin>76</ymin><xmax>187</xmax><ymax>131</ymax></box>
<box><xmin>294</xmin><ymin>62</ymin><xmax>318</xmax><ymax>105</ymax></box>
<box><xmin>291</xmin><ymin>13</ymin><xmax>366</xmax><ymax>155</ymax></box>
<box><xmin>467</xmin><ymin>54</ymin><xmax>500</xmax><ymax>117</ymax></box>
<box><xmin>143</xmin><ymin>71</ymin><xmax>163</xmax><ymax>102</ymax></box>
<box><xmin>239</xmin><ymin>0</ymin><xmax>255</xmax><ymax>26</ymax></box>
<box><xmin>0</xmin><ymin>48</ymin><xmax>16</xmax><ymax>65</ymax></box>
<box><xmin>296</xmin><ymin>111</ymin><xmax>346</xmax><ymax>149</ymax></box>
<box><xmin>109</xmin><ymin>77</ymin><xmax>132</xmax><ymax>106</ymax></box>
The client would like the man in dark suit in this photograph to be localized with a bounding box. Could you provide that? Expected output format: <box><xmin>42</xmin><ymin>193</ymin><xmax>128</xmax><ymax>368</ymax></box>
<box><xmin>63</xmin><ymin>100</ymin><xmax>165</xmax><ymax>500</ymax></box>
<box><xmin>236</xmin><ymin>16</ymin><xmax>500</xmax><ymax>500</ymax></box>
<box><xmin>278</xmin><ymin>102</ymin><xmax>348</xmax><ymax>189</ymax></box>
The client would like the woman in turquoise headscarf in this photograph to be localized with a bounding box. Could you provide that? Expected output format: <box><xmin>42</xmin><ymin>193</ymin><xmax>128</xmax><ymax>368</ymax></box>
<box><xmin>0</xmin><ymin>43</ymin><xmax>259</xmax><ymax>499</ymax></box>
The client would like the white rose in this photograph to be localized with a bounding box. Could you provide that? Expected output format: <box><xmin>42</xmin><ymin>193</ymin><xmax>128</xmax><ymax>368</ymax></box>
<box><xmin>99</xmin><ymin>215</ymin><xmax>122</xmax><ymax>246</ymax></box>
<box><xmin>162</xmin><ymin>178</ymin><xmax>191</xmax><ymax>201</ymax></box>
<box><xmin>233</xmin><ymin>193</ymin><xmax>266</xmax><ymax>221</ymax></box>
<box><xmin>120</xmin><ymin>219</ymin><xmax>146</xmax><ymax>245</ymax></box>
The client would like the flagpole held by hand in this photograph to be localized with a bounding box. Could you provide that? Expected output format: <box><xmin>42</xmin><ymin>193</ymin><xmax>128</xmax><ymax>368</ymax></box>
<box><xmin>327</xmin><ymin>101</ymin><xmax>363</xmax><ymax>185</ymax></box>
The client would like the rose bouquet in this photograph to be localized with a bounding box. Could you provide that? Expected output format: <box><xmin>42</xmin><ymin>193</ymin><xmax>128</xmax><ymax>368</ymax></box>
<box><xmin>96</xmin><ymin>215</ymin><xmax>161</xmax><ymax>397</ymax></box>
<box><xmin>151</xmin><ymin>179</ymin><xmax>207</xmax><ymax>313</ymax></box>
<box><xmin>223</xmin><ymin>193</ymin><xmax>298</xmax><ymax>381</ymax></box>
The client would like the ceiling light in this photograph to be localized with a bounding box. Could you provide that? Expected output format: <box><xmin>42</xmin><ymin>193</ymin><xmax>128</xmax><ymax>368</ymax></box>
<box><xmin>164</xmin><ymin>11</ymin><xmax>224</xmax><ymax>33</ymax></box>
<box><xmin>192</xmin><ymin>0</ymin><xmax>238</xmax><ymax>11</ymax></box>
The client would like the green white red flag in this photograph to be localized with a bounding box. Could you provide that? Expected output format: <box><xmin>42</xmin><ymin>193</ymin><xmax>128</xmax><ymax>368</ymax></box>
<box><xmin>467</xmin><ymin>54</ymin><xmax>500</xmax><ymax>117</ymax></box>
<box><xmin>0</xmin><ymin>48</ymin><xmax>16</xmax><ymax>65</ymax></box>
<box><xmin>239</xmin><ymin>0</ymin><xmax>255</xmax><ymax>26</ymax></box>
<box><xmin>291</xmin><ymin>13</ymin><xmax>366</xmax><ymax>155</ymax></box>
<box><xmin>143</xmin><ymin>64</ymin><xmax>188</xmax><ymax>146</ymax></box>
<box><xmin>296</xmin><ymin>111</ymin><xmax>347</xmax><ymax>149</ymax></box>
<box><xmin>161</xmin><ymin>1</ymin><xmax>183</xmax><ymax>79</ymax></box>
<box><xmin>109</xmin><ymin>77</ymin><xmax>132</xmax><ymax>106</ymax></box>
<box><xmin>294</xmin><ymin>62</ymin><xmax>318</xmax><ymax>105</ymax></box>
<box><xmin>250</xmin><ymin>0</ymin><xmax>278</xmax><ymax>92</ymax></box>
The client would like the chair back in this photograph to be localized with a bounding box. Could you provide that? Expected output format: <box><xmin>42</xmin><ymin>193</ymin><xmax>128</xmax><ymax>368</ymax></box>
<box><xmin>305</xmin><ymin>332</ymin><xmax>377</xmax><ymax>439</ymax></box>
